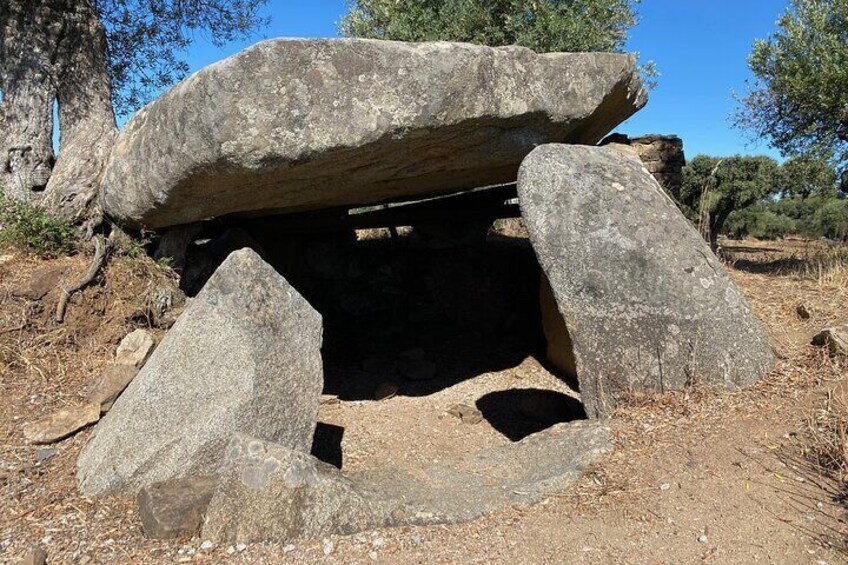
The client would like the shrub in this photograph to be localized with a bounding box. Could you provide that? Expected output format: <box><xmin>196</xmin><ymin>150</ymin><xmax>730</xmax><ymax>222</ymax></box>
<box><xmin>813</xmin><ymin>198</ymin><xmax>848</xmax><ymax>240</ymax></box>
<box><xmin>0</xmin><ymin>196</ymin><xmax>77</xmax><ymax>258</ymax></box>
<box><xmin>725</xmin><ymin>206</ymin><xmax>796</xmax><ymax>240</ymax></box>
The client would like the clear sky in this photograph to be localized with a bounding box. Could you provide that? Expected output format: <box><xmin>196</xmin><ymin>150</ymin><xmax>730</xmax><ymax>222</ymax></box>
<box><xmin>180</xmin><ymin>0</ymin><xmax>790</xmax><ymax>160</ymax></box>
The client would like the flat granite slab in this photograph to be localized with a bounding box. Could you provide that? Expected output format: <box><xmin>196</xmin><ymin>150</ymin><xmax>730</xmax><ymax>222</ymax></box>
<box><xmin>101</xmin><ymin>38</ymin><xmax>646</xmax><ymax>229</ymax></box>
<box><xmin>202</xmin><ymin>420</ymin><xmax>611</xmax><ymax>543</ymax></box>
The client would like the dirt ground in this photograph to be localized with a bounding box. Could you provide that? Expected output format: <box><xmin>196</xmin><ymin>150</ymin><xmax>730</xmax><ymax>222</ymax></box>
<box><xmin>1</xmin><ymin>237</ymin><xmax>846</xmax><ymax>564</ymax></box>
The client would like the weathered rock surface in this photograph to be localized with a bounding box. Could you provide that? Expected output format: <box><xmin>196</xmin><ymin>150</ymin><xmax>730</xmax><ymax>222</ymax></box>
<box><xmin>203</xmin><ymin>435</ymin><xmax>381</xmax><ymax>543</ymax></box>
<box><xmin>813</xmin><ymin>324</ymin><xmax>848</xmax><ymax>356</ymax></box>
<box><xmin>138</xmin><ymin>476</ymin><xmax>218</xmax><ymax>539</ymax></box>
<box><xmin>518</xmin><ymin>144</ymin><xmax>775</xmax><ymax>418</ymax></box>
<box><xmin>84</xmin><ymin>364</ymin><xmax>139</xmax><ymax>413</ymax></box>
<box><xmin>447</xmin><ymin>403</ymin><xmax>483</xmax><ymax>425</ymax></box>
<box><xmin>12</xmin><ymin>266</ymin><xmax>66</xmax><ymax>300</ymax></box>
<box><xmin>23</xmin><ymin>404</ymin><xmax>100</xmax><ymax>445</ymax></box>
<box><xmin>101</xmin><ymin>38</ymin><xmax>646</xmax><ymax>230</ymax></box>
<box><xmin>602</xmin><ymin>133</ymin><xmax>686</xmax><ymax>191</ymax></box>
<box><xmin>203</xmin><ymin>421</ymin><xmax>610</xmax><ymax>543</ymax></box>
<box><xmin>115</xmin><ymin>329</ymin><xmax>155</xmax><ymax>367</ymax></box>
<box><xmin>77</xmin><ymin>249</ymin><xmax>324</xmax><ymax>496</ymax></box>
<box><xmin>21</xmin><ymin>546</ymin><xmax>48</xmax><ymax>565</ymax></box>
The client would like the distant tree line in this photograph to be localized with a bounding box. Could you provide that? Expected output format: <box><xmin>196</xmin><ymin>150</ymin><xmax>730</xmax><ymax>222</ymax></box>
<box><xmin>668</xmin><ymin>155</ymin><xmax>847</xmax><ymax>245</ymax></box>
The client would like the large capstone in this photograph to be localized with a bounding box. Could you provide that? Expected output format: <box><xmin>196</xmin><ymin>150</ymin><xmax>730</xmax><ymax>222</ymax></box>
<box><xmin>518</xmin><ymin>144</ymin><xmax>775</xmax><ymax>418</ymax></box>
<box><xmin>101</xmin><ymin>38</ymin><xmax>646</xmax><ymax>230</ymax></box>
<box><xmin>77</xmin><ymin>249</ymin><xmax>324</xmax><ymax>496</ymax></box>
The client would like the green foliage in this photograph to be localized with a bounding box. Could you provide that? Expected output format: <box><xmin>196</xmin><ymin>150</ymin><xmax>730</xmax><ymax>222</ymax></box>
<box><xmin>813</xmin><ymin>198</ymin><xmax>848</xmax><ymax>239</ymax></box>
<box><xmin>0</xmin><ymin>195</ymin><xmax>77</xmax><ymax>258</ymax></box>
<box><xmin>776</xmin><ymin>155</ymin><xmax>839</xmax><ymax>198</ymax></box>
<box><xmin>96</xmin><ymin>1</ymin><xmax>269</xmax><ymax>116</ymax></box>
<box><xmin>682</xmin><ymin>152</ymin><xmax>845</xmax><ymax>243</ymax></box>
<box><xmin>110</xmin><ymin>228</ymin><xmax>149</xmax><ymax>259</ymax></box>
<box><xmin>724</xmin><ymin>195</ymin><xmax>848</xmax><ymax>241</ymax></box>
<box><xmin>341</xmin><ymin>0</ymin><xmax>639</xmax><ymax>53</ymax></box>
<box><xmin>725</xmin><ymin>206</ymin><xmax>797</xmax><ymax>240</ymax></box>
<box><xmin>675</xmin><ymin>155</ymin><xmax>780</xmax><ymax>246</ymax></box>
<box><xmin>737</xmin><ymin>0</ymin><xmax>848</xmax><ymax>172</ymax></box>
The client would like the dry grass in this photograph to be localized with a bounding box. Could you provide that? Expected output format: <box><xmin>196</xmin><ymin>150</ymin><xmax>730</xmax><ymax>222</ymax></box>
<box><xmin>726</xmin><ymin>239</ymin><xmax>848</xmax><ymax>549</ymax></box>
<box><xmin>804</xmin><ymin>379</ymin><xmax>848</xmax><ymax>489</ymax></box>
<box><xmin>724</xmin><ymin>237</ymin><xmax>848</xmax><ymax>290</ymax></box>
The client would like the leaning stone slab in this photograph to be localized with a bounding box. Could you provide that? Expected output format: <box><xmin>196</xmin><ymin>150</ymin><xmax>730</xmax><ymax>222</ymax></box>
<box><xmin>203</xmin><ymin>421</ymin><xmax>610</xmax><ymax>543</ymax></box>
<box><xmin>101</xmin><ymin>38</ymin><xmax>647</xmax><ymax>230</ymax></box>
<box><xmin>518</xmin><ymin>144</ymin><xmax>775</xmax><ymax>417</ymax></box>
<box><xmin>77</xmin><ymin>249</ymin><xmax>323</xmax><ymax>496</ymax></box>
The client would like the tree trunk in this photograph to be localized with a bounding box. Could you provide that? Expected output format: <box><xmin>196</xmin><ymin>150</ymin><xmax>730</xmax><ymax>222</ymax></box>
<box><xmin>41</xmin><ymin>0</ymin><xmax>117</xmax><ymax>225</ymax></box>
<box><xmin>0</xmin><ymin>1</ymin><xmax>61</xmax><ymax>200</ymax></box>
<box><xmin>0</xmin><ymin>0</ymin><xmax>116</xmax><ymax>225</ymax></box>
<box><xmin>709</xmin><ymin>207</ymin><xmax>733</xmax><ymax>253</ymax></box>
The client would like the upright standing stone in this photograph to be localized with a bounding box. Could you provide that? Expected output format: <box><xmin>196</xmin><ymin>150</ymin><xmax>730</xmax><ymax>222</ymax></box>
<box><xmin>77</xmin><ymin>249</ymin><xmax>324</xmax><ymax>496</ymax></box>
<box><xmin>518</xmin><ymin>144</ymin><xmax>775</xmax><ymax>417</ymax></box>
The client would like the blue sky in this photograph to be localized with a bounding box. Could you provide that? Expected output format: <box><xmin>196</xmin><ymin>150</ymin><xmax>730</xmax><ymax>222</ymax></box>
<box><xmin>181</xmin><ymin>0</ymin><xmax>789</xmax><ymax>160</ymax></box>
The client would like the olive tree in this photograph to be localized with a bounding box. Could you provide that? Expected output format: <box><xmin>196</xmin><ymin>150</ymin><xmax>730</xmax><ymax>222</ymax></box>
<box><xmin>737</xmin><ymin>0</ymin><xmax>848</xmax><ymax>172</ymax></box>
<box><xmin>775</xmin><ymin>155</ymin><xmax>838</xmax><ymax>199</ymax></box>
<box><xmin>341</xmin><ymin>0</ymin><xmax>639</xmax><ymax>53</ymax></box>
<box><xmin>0</xmin><ymin>0</ymin><xmax>267</xmax><ymax>224</ymax></box>
<box><xmin>676</xmin><ymin>155</ymin><xmax>780</xmax><ymax>251</ymax></box>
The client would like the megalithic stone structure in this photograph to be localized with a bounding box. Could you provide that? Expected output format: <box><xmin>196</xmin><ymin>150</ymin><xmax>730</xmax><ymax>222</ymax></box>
<box><xmin>518</xmin><ymin>144</ymin><xmax>775</xmax><ymax>418</ymax></box>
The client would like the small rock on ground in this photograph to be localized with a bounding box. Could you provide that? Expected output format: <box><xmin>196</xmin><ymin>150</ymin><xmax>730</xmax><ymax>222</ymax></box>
<box><xmin>35</xmin><ymin>448</ymin><xmax>60</xmax><ymax>466</ymax></box>
<box><xmin>12</xmin><ymin>267</ymin><xmax>66</xmax><ymax>301</ymax></box>
<box><xmin>812</xmin><ymin>324</ymin><xmax>848</xmax><ymax>356</ymax></box>
<box><xmin>796</xmin><ymin>302</ymin><xmax>814</xmax><ymax>320</ymax></box>
<box><xmin>84</xmin><ymin>364</ymin><xmax>139</xmax><ymax>413</ymax></box>
<box><xmin>23</xmin><ymin>404</ymin><xmax>100</xmax><ymax>445</ymax></box>
<box><xmin>447</xmin><ymin>404</ymin><xmax>484</xmax><ymax>425</ymax></box>
<box><xmin>115</xmin><ymin>329</ymin><xmax>155</xmax><ymax>367</ymax></box>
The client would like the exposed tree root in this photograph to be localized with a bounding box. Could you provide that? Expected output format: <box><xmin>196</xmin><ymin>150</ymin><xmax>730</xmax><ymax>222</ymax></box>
<box><xmin>55</xmin><ymin>234</ymin><xmax>110</xmax><ymax>323</ymax></box>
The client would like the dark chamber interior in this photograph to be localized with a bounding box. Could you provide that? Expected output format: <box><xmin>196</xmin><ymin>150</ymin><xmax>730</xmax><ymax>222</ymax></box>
<box><xmin>181</xmin><ymin>221</ymin><xmax>585</xmax><ymax>459</ymax></box>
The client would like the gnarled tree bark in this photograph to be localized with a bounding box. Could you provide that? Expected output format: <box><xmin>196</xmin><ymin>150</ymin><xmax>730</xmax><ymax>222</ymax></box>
<box><xmin>0</xmin><ymin>0</ymin><xmax>60</xmax><ymax>200</ymax></box>
<box><xmin>0</xmin><ymin>0</ymin><xmax>116</xmax><ymax>225</ymax></box>
<box><xmin>43</xmin><ymin>0</ymin><xmax>116</xmax><ymax>226</ymax></box>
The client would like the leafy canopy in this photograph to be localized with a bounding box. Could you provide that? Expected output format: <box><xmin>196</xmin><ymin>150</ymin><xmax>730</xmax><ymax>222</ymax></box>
<box><xmin>341</xmin><ymin>0</ymin><xmax>639</xmax><ymax>53</ymax></box>
<box><xmin>775</xmin><ymin>155</ymin><xmax>839</xmax><ymax>199</ymax></box>
<box><xmin>676</xmin><ymin>155</ymin><xmax>781</xmax><ymax>223</ymax></box>
<box><xmin>93</xmin><ymin>0</ymin><xmax>269</xmax><ymax>116</ymax></box>
<box><xmin>676</xmin><ymin>155</ymin><xmax>844</xmax><ymax>243</ymax></box>
<box><xmin>737</xmin><ymin>0</ymin><xmax>848</xmax><ymax>171</ymax></box>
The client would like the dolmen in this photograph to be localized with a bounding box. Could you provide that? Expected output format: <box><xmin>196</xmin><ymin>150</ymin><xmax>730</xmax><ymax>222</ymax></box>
<box><xmin>77</xmin><ymin>38</ymin><xmax>775</xmax><ymax>543</ymax></box>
